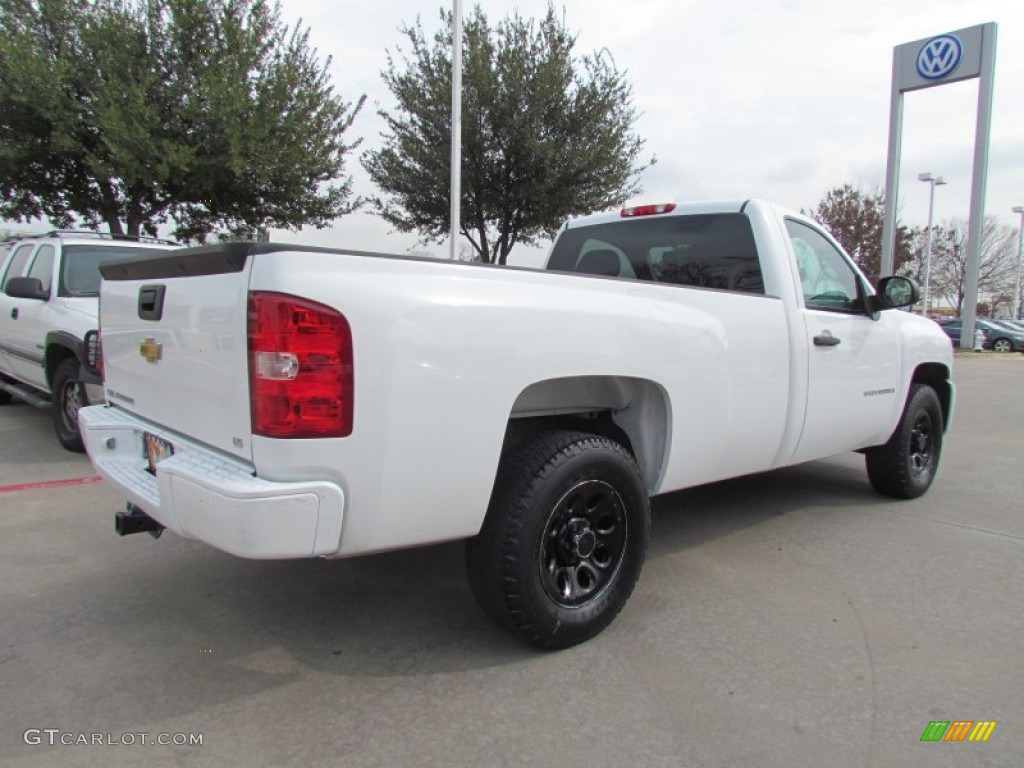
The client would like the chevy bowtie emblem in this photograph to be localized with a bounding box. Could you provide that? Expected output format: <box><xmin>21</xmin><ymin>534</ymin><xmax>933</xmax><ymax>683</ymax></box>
<box><xmin>140</xmin><ymin>337</ymin><xmax>162</xmax><ymax>363</ymax></box>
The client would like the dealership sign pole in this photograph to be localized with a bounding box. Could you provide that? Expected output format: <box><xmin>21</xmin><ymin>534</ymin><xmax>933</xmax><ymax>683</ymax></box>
<box><xmin>449</xmin><ymin>0</ymin><xmax>463</xmax><ymax>260</ymax></box>
<box><xmin>881</xmin><ymin>22</ymin><xmax>996</xmax><ymax>347</ymax></box>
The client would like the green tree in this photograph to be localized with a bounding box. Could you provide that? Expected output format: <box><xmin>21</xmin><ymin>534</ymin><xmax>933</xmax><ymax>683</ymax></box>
<box><xmin>0</xmin><ymin>0</ymin><xmax>364</xmax><ymax>241</ymax></box>
<box><xmin>804</xmin><ymin>184</ymin><xmax>916</xmax><ymax>281</ymax></box>
<box><xmin>363</xmin><ymin>4</ymin><xmax>653</xmax><ymax>264</ymax></box>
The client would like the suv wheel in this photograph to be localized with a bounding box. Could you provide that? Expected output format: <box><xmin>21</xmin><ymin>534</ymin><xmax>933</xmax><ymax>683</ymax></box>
<box><xmin>51</xmin><ymin>357</ymin><xmax>89</xmax><ymax>452</ymax></box>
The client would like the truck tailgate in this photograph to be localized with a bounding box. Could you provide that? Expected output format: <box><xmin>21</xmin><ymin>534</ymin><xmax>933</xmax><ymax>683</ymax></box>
<box><xmin>99</xmin><ymin>247</ymin><xmax>254</xmax><ymax>461</ymax></box>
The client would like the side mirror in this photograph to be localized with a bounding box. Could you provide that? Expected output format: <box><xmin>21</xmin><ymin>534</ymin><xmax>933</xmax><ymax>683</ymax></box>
<box><xmin>869</xmin><ymin>276</ymin><xmax>919</xmax><ymax>313</ymax></box>
<box><xmin>4</xmin><ymin>276</ymin><xmax>49</xmax><ymax>300</ymax></box>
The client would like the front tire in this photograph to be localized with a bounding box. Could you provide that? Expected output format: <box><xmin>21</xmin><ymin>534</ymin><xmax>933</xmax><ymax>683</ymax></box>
<box><xmin>466</xmin><ymin>430</ymin><xmax>650</xmax><ymax>650</ymax></box>
<box><xmin>865</xmin><ymin>384</ymin><xmax>943</xmax><ymax>499</ymax></box>
<box><xmin>51</xmin><ymin>358</ymin><xmax>88</xmax><ymax>452</ymax></box>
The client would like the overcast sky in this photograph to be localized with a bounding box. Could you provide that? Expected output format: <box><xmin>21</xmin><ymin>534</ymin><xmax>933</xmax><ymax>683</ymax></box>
<box><xmin>265</xmin><ymin>0</ymin><xmax>1024</xmax><ymax>266</ymax></box>
<box><xmin>9</xmin><ymin>1</ymin><xmax>1023</xmax><ymax>267</ymax></box>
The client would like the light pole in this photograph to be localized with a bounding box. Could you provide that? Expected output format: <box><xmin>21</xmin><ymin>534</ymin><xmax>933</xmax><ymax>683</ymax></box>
<box><xmin>918</xmin><ymin>173</ymin><xmax>947</xmax><ymax>316</ymax></box>
<box><xmin>449</xmin><ymin>0</ymin><xmax>463</xmax><ymax>260</ymax></box>
<box><xmin>1013</xmin><ymin>206</ymin><xmax>1024</xmax><ymax>320</ymax></box>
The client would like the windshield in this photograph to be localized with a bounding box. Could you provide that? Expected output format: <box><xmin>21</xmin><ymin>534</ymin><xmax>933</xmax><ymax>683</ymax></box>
<box><xmin>60</xmin><ymin>245</ymin><xmax>171</xmax><ymax>296</ymax></box>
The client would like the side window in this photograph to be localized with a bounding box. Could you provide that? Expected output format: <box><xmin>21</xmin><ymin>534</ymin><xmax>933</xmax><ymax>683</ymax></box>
<box><xmin>785</xmin><ymin>220</ymin><xmax>862</xmax><ymax>312</ymax></box>
<box><xmin>27</xmin><ymin>245</ymin><xmax>55</xmax><ymax>293</ymax></box>
<box><xmin>1</xmin><ymin>244</ymin><xmax>36</xmax><ymax>291</ymax></box>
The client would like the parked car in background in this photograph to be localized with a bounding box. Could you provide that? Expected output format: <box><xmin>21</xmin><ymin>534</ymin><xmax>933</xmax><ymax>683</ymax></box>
<box><xmin>994</xmin><ymin>319</ymin><xmax>1024</xmax><ymax>334</ymax></box>
<box><xmin>0</xmin><ymin>231</ymin><xmax>181</xmax><ymax>450</ymax></box>
<box><xmin>938</xmin><ymin>319</ymin><xmax>989</xmax><ymax>348</ymax></box>
<box><xmin>938</xmin><ymin>318</ymin><xmax>1024</xmax><ymax>352</ymax></box>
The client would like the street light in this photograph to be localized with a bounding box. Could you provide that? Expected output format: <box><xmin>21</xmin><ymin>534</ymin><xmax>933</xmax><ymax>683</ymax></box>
<box><xmin>918</xmin><ymin>173</ymin><xmax>947</xmax><ymax>316</ymax></box>
<box><xmin>1013</xmin><ymin>206</ymin><xmax>1024</xmax><ymax>321</ymax></box>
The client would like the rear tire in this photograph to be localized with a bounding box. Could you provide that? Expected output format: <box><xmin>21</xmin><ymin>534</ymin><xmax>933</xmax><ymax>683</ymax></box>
<box><xmin>865</xmin><ymin>384</ymin><xmax>943</xmax><ymax>499</ymax></box>
<box><xmin>992</xmin><ymin>338</ymin><xmax>1013</xmax><ymax>352</ymax></box>
<box><xmin>466</xmin><ymin>430</ymin><xmax>650</xmax><ymax>649</ymax></box>
<box><xmin>51</xmin><ymin>358</ymin><xmax>88</xmax><ymax>453</ymax></box>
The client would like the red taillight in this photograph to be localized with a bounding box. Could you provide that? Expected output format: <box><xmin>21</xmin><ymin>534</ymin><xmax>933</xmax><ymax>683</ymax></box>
<box><xmin>85</xmin><ymin>329</ymin><xmax>102</xmax><ymax>375</ymax></box>
<box><xmin>621</xmin><ymin>203</ymin><xmax>677</xmax><ymax>217</ymax></box>
<box><xmin>247</xmin><ymin>292</ymin><xmax>353</xmax><ymax>438</ymax></box>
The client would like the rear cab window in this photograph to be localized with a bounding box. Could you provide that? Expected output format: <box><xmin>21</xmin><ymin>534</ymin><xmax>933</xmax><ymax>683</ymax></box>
<box><xmin>547</xmin><ymin>213</ymin><xmax>765</xmax><ymax>295</ymax></box>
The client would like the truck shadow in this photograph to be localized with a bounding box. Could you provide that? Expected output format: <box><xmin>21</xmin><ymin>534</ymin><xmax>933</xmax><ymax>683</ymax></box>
<box><xmin>648</xmin><ymin>457</ymin><xmax>877</xmax><ymax>559</ymax></box>
<box><xmin>2</xmin><ymin>455</ymin><xmax>887</xmax><ymax>741</ymax></box>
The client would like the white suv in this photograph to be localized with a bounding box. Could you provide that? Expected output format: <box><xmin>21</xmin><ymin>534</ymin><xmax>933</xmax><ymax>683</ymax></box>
<box><xmin>0</xmin><ymin>231</ymin><xmax>181</xmax><ymax>450</ymax></box>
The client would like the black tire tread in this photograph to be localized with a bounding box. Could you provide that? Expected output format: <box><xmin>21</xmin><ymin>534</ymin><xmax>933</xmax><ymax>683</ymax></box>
<box><xmin>865</xmin><ymin>384</ymin><xmax>942</xmax><ymax>499</ymax></box>
<box><xmin>466</xmin><ymin>430</ymin><xmax>649</xmax><ymax>649</ymax></box>
<box><xmin>50</xmin><ymin>357</ymin><xmax>87</xmax><ymax>453</ymax></box>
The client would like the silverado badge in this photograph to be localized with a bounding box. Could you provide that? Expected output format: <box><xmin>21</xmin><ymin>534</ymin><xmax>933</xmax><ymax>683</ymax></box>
<box><xmin>140</xmin><ymin>337</ymin><xmax>162</xmax><ymax>364</ymax></box>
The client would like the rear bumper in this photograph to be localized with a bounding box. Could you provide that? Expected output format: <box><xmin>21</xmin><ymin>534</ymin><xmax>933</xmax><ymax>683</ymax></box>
<box><xmin>79</xmin><ymin>405</ymin><xmax>344</xmax><ymax>559</ymax></box>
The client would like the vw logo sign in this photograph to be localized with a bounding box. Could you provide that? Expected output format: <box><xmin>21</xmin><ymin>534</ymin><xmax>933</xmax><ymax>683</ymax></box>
<box><xmin>916</xmin><ymin>35</ymin><xmax>962</xmax><ymax>80</ymax></box>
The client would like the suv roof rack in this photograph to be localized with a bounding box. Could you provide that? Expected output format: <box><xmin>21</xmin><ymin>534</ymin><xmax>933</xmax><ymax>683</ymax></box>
<box><xmin>42</xmin><ymin>230</ymin><xmax>180</xmax><ymax>246</ymax></box>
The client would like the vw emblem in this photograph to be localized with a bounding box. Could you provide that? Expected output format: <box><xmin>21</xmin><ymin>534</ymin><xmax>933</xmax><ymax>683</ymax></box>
<box><xmin>916</xmin><ymin>34</ymin><xmax>962</xmax><ymax>80</ymax></box>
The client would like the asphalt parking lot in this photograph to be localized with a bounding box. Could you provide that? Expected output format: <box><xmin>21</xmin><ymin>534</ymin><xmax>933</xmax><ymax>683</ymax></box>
<box><xmin>1</xmin><ymin>355</ymin><xmax>1022</xmax><ymax>767</ymax></box>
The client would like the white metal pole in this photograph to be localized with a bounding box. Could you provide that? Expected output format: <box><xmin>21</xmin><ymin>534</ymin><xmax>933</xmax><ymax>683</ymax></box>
<box><xmin>1013</xmin><ymin>207</ymin><xmax>1024</xmax><ymax>320</ymax></box>
<box><xmin>960</xmin><ymin>22</ymin><xmax>997</xmax><ymax>347</ymax></box>
<box><xmin>881</xmin><ymin>52</ymin><xmax>904</xmax><ymax>278</ymax></box>
<box><xmin>449</xmin><ymin>0</ymin><xmax>463</xmax><ymax>260</ymax></box>
<box><xmin>922</xmin><ymin>180</ymin><xmax>935</xmax><ymax>316</ymax></box>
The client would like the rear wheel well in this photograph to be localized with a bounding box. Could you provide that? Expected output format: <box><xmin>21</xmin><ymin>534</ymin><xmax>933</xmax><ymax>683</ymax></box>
<box><xmin>45</xmin><ymin>345</ymin><xmax>80</xmax><ymax>389</ymax></box>
<box><xmin>911</xmin><ymin>363</ymin><xmax>951</xmax><ymax>431</ymax></box>
<box><xmin>503</xmin><ymin>376</ymin><xmax>670</xmax><ymax>492</ymax></box>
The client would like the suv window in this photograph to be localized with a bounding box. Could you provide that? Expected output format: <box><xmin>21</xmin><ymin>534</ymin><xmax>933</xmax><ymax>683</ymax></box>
<box><xmin>60</xmin><ymin>244</ymin><xmax>167</xmax><ymax>296</ymax></box>
<box><xmin>2</xmin><ymin>243</ymin><xmax>37</xmax><ymax>291</ymax></box>
<box><xmin>547</xmin><ymin>213</ymin><xmax>765</xmax><ymax>295</ymax></box>
<box><xmin>27</xmin><ymin>244</ymin><xmax>56</xmax><ymax>293</ymax></box>
<box><xmin>785</xmin><ymin>219</ymin><xmax>862</xmax><ymax>312</ymax></box>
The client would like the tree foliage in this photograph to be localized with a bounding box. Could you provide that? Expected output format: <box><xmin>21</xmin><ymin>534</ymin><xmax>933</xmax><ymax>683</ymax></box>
<box><xmin>0</xmin><ymin>0</ymin><xmax>364</xmax><ymax>240</ymax></box>
<box><xmin>363</xmin><ymin>4</ymin><xmax>653</xmax><ymax>264</ymax></box>
<box><xmin>924</xmin><ymin>217</ymin><xmax>1017</xmax><ymax>316</ymax></box>
<box><xmin>804</xmin><ymin>184</ymin><xmax>916</xmax><ymax>281</ymax></box>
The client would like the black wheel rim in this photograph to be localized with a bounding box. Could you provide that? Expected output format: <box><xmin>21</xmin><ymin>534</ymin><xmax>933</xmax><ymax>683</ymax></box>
<box><xmin>60</xmin><ymin>380</ymin><xmax>81</xmax><ymax>432</ymax></box>
<box><xmin>909</xmin><ymin>411</ymin><xmax>935</xmax><ymax>476</ymax></box>
<box><xmin>539</xmin><ymin>479</ymin><xmax>628</xmax><ymax>608</ymax></box>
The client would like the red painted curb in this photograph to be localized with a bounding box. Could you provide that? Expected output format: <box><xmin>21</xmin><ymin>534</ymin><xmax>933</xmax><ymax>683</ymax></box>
<box><xmin>0</xmin><ymin>475</ymin><xmax>103</xmax><ymax>494</ymax></box>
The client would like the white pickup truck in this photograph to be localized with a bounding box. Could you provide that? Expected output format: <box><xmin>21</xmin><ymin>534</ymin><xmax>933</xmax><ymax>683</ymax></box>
<box><xmin>80</xmin><ymin>199</ymin><xmax>954</xmax><ymax>648</ymax></box>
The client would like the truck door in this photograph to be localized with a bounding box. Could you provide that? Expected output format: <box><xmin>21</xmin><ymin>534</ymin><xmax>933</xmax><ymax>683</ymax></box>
<box><xmin>0</xmin><ymin>243</ymin><xmax>40</xmax><ymax>378</ymax></box>
<box><xmin>7</xmin><ymin>245</ymin><xmax>56</xmax><ymax>388</ymax></box>
<box><xmin>785</xmin><ymin>219</ymin><xmax>901</xmax><ymax>463</ymax></box>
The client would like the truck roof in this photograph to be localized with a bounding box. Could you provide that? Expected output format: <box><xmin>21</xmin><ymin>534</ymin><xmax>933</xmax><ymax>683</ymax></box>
<box><xmin>5</xmin><ymin>230</ymin><xmax>181</xmax><ymax>248</ymax></box>
<box><xmin>563</xmin><ymin>200</ymin><xmax>751</xmax><ymax>230</ymax></box>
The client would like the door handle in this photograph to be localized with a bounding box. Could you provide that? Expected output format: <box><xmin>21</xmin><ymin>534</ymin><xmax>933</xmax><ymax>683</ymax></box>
<box><xmin>814</xmin><ymin>332</ymin><xmax>841</xmax><ymax>347</ymax></box>
<box><xmin>10</xmin><ymin>307</ymin><xmax>17</xmax><ymax>320</ymax></box>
